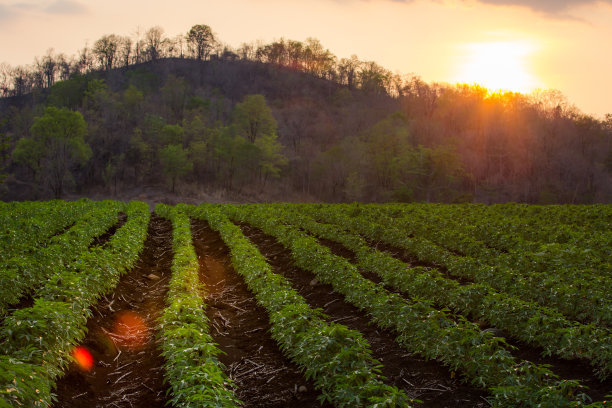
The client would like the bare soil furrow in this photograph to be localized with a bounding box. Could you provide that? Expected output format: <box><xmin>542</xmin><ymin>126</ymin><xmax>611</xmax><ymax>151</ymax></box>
<box><xmin>239</xmin><ymin>223</ymin><xmax>490</xmax><ymax>408</ymax></box>
<box><xmin>87</xmin><ymin>212</ymin><xmax>127</xmax><ymax>249</ymax></box>
<box><xmin>191</xmin><ymin>219</ymin><xmax>329</xmax><ymax>408</ymax></box>
<box><xmin>52</xmin><ymin>214</ymin><xmax>172</xmax><ymax>408</ymax></box>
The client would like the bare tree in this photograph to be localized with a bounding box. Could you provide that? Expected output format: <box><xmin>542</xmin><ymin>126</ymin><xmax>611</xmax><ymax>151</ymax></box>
<box><xmin>75</xmin><ymin>44</ymin><xmax>93</xmax><ymax>74</ymax></box>
<box><xmin>56</xmin><ymin>53</ymin><xmax>72</xmax><ymax>81</ymax></box>
<box><xmin>118</xmin><ymin>36</ymin><xmax>133</xmax><ymax>67</ymax></box>
<box><xmin>237</xmin><ymin>42</ymin><xmax>256</xmax><ymax>60</ymax></box>
<box><xmin>93</xmin><ymin>34</ymin><xmax>120</xmax><ymax>71</ymax></box>
<box><xmin>132</xmin><ymin>27</ymin><xmax>144</xmax><ymax>64</ymax></box>
<box><xmin>169</xmin><ymin>34</ymin><xmax>185</xmax><ymax>58</ymax></box>
<box><xmin>144</xmin><ymin>26</ymin><xmax>165</xmax><ymax>61</ymax></box>
<box><xmin>0</xmin><ymin>63</ymin><xmax>12</xmax><ymax>97</ymax></box>
<box><xmin>12</xmin><ymin>65</ymin><xmax>34</xmax><ymax>96</ymax></box>
<box><xmin>34</xmin><ymin>49</ymin><xmax>58</xmax><ymax>88</ymax></box>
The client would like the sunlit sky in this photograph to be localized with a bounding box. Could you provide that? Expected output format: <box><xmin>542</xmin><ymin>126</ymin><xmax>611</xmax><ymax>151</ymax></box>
<box><xmin>1</xmin><ymin>0</ymin><xmax>611</xmax><ymax>117</ymax></box>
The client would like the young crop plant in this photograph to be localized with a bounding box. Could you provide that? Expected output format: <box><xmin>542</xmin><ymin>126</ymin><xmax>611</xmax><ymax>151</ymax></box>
<box><xmin>185</xmin><ymin>203</ymin><xmax>413</xmax><ymax>408</ymax></box>
<box><xmin>0</xmin><ymin>201</ymin><xmax>150</xmax><ymax>407</ymax></box>
<box><xmin>0</xmin><ymin>199</ymin><xmax>97</xmax><ymax>262</ymax></box>
<box><xmin>483</xmin><ymin>203</ymin><xmax>611</xmax><ymax>233</ymax></box>
<box><xmin>155</xmin><ymin>204</ymin><xmax>241</xmax><ymax>407</ymax></box>
<box><xmin>359</xmin><ymin>205</ymin><xmax>611</xmax><ymax>323</ymax></box>
<box><xmin>228</xmin><ymin>204</ymin><xmax>602</xmax><ymax>408</ymax></box>
<box><xmin>314</xmin><ymin>204</ymin><xmax>611</xmax><ymax>327</ymax></box>
<box><xmin>0</xmin><ymin>200</ymin><xmax>123</xmax><ymax>316</ymax></box>
<box><xmin>376</xmin><ymin>203</ymin><xmax>610</xmax><ymax>273</ymax></box>
<box><xmin>283</xmin><ymin>204</ymin><xmax>611</xmax><ymax>379</ymax></box>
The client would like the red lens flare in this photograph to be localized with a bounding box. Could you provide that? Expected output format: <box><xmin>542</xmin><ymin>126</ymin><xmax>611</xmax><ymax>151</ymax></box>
<box><xmin>111</xmin><ymin>310</ymin><xmax>149</xmax><ymax>350</ymax></box>
<box><xmin>72</xmin><ymin>346</ymin><xmax>94</xmax><ymax>372</ymax></box>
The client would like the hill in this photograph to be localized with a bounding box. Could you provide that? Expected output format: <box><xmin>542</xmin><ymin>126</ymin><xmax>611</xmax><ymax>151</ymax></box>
<box><xmin>1</xmin><ymin>28</ymin><xmax>611</xmax><ymax>203</ymax></box>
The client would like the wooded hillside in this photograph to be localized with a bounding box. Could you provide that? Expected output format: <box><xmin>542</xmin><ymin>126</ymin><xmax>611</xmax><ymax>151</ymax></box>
<box><xmin>1</xmin><ymin>25</ymin><xmax>610</xmax><ymax>203</ymax></box>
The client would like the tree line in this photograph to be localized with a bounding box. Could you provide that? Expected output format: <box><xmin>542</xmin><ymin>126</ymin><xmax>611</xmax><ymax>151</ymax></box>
<box><xmin>1</xmin><ymin>24</ymin><xmax>611</xmax><ymax>203</ymax></box>
<box><xmin>0</xmin><ymin>25</ymin><xmax>402</xmax><ymax>99</ymax></box>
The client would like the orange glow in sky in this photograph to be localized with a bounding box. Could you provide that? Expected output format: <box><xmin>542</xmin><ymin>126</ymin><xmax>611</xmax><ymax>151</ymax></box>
<box><xmin>72</xmin><ymin>346</ymin><xmax>94</xmax><ymax>372</ymax></box>
<box><xmin>453</xmin><ymin>41</ymin><xmax>541</xmax><ymax>94</ymax></box>
<box><xmin>0</xmin><ymin>0</ymin><xmax>610</xmax><ymax>116</ymax></box>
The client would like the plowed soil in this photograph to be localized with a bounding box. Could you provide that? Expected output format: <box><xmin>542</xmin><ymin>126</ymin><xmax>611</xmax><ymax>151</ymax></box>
<box><xmin>190</xmin><ymin>219</ymin><xmax>331</xmax><ymax>407</ymax></box>
<box><xmin>52</xmin><ymin>214</ymin><xmax>172</xmax><ymax>408</ymax></box>
<box><xmin>238</xmin><ymin>223</ymin><xmax>491</xmax><ymax>407</ymax></box>
<box><xmin>87</xmin><ymin>212</ymin><xmax>127</xmax><ymax>249</ymax></box>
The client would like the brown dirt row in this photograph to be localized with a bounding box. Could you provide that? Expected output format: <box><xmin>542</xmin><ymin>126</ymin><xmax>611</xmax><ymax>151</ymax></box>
<box><xmin>87</xmin><ymin>212</ymin><xmax>127</xmax><ymax>249</ymax></box>
<box><xmin>190</xmin><ymin>219</ymin><xmax>331</xmax><ymax>408</ymax></box>
<box><xmin>238</xmin><ymin>222</ymin><xmax>490</xmax><ymax>408</ymax></box>
<box><xmin>49</xmin><ymin>221</ymin><xmax>76</xmax><ymax>239</ymax></box>
<box><xmin>371</xmin><ymin>238</ymin><xmax>476</xmax><ymax>286</ymax></box>
<box><xmin>315</xmin><ymin>233</ymin><xmax>612</xmax><ymax>403</ymax></box>
<box><xmin>52</xmin><ymin>214</ymin><xmax>172</xmax><ymax>408</ymax></box>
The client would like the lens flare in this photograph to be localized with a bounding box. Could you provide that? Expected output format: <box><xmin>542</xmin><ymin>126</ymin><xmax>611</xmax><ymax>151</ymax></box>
<box><xmin>72</xmin><ymin>346</ymin><xmax>94</xmax><ymax>372</ymax></box>
<box><xmin>111</xmin><ymin>310</ymin><xmax>148</xmax><ymax>350</ymax></box>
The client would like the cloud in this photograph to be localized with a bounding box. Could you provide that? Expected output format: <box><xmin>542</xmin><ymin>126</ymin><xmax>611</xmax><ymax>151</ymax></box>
<box><xmin>366</xmin><ymin>0</ymin><xmax>612</xmax><ymax>15</ymax></box>
<box><xmin>371</xmin><ymin>0</ymin><xmax>612</xmax><ymax>19</ymax></box>
<box><xmin>0</xmin><ymin>4</ymin><xmax>17</xmax><ymax>21</ymax></box>
<box><xmin>11</xmin><ymin>2</ymin><xmax>39</xmax><ymax>10</ymax></box>
<box><xmin>0</xmin><ymin>0</ymin><xmax>87</xmax><ymax>21</ymax></box>
<box><xmin>473</xmin><ymin>0</ymin><xmax>612</xmax><ymax>14</ymax></box>
<box><xmin>44</xmin><ymin>0</ymin><xmax>87</xmax><ymax>15</ymax></box>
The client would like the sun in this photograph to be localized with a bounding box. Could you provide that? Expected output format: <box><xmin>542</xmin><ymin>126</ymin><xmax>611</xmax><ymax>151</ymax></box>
<box><xmin>453</xmin><ymin>41</ymin><xmax>540</xmax><ymax>93</ymax></box>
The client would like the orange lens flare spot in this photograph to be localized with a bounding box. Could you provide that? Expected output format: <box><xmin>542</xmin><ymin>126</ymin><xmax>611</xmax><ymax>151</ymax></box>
<box><xmin>72</xmin><ymin>346</ymin><xmax>94</xmax><ymax>371</ymax></box>
<box><xmin>111</xmin><ymin>310</ymin><xmax>149</xmax><ymax>350</ymax></box>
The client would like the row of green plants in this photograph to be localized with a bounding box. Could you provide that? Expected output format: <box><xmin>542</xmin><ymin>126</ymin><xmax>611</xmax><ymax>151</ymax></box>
<box><xmin>0</xmin><ymin>200</ymin><xmax>123</xmax><ymax>317</ymax></box>
<box><xmin>373</xmin><ymin>204</ymin><xmax>610</xmax><ymax>294</ymax></box>
<box><xmin>365</xmin><ymin>205</ymin><xmax>611</xmax><ymax>325</ymax></box>
<box><xmin>470</xmin><ymin>219</ymin><xmax>610</xmax><ymax>271</ymax></box>
<box><xmin>375</xmin><ymin>203</ymin><xmax>609</xmax><ymax>276</ymax></box>
<box><xmin>0</xmin><ymin>201</ymin><xmax>150</xmax><ymax>407</ymax></box>
<box><xmin>155</xmin><ymin>204</ymin><xmax>241</xmax><ymax>407</ymax></box>
<box><xmin>229</xmin><ymin>204</ymin><xmax>600</xmax><ymax>408</ymax></box>
<box><xmin>0</xmin><ymin>199</ymin><xmax>92</xmax><ymax>263</ymax></box>
<box><xmin>0</xmin><ymin>200</ymin><xmax>66</xmax><ymax>259</ymax></box>
<box><xmin>396</xmin><ymin>203</ymin><xmax>611</xmax><ymax>262</ymax></box>
<box><xmin>469</xmin><ymin>203</ymin><xmax>612</xmax><ymax>233</ymax></box>
<box><xmin>318</xmin><ymin>204</ymin><xmax>611</xmax><ymax>327</ymax></box>
<box><xmin>275</xmin><ymin>204</ymin><xmax>611</xmax><ymax>379</ymax></box>
<box><xmin>186</xmin><ymin>203</ymin><xmax>413</xmax><ymax>408</ymax></box>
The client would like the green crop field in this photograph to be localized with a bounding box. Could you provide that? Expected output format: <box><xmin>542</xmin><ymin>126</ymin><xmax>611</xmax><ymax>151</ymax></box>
<box><xmin>1</xmin><ymin>200</ymin><xmax>610</xmax><ymax>407</ymax></box>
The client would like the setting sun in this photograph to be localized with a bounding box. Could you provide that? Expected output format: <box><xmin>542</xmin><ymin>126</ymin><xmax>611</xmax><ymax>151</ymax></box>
<box><xmin>453</xmin><ymin>41</ymin><xmax>540</xmax><ymax>94</ymax></box>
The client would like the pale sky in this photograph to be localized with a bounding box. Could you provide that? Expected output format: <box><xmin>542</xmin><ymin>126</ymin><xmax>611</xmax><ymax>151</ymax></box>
<box><xmin>0</xmin><ymin>0</ymin><xmax>611</xmax><ymax>117</ymax></box>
